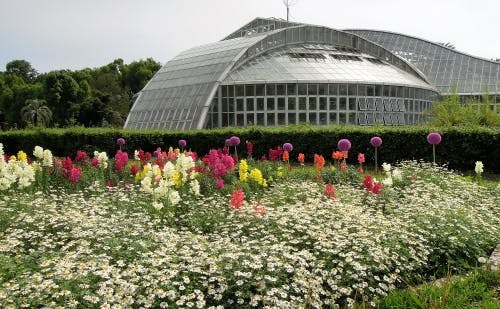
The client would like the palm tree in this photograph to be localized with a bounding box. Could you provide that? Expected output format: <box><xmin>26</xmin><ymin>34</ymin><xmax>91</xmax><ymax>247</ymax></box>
<box><xmin>21</xmin><ymin>99</ymin><xmax>52</xmax><ymax>127</ymax></box>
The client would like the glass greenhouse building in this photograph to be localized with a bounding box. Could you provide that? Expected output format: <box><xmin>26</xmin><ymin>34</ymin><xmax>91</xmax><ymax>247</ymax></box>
<box><xmin>124</xmin><ymin>18</ymin><xmax>499</xmax><ymax>130</ymax></box>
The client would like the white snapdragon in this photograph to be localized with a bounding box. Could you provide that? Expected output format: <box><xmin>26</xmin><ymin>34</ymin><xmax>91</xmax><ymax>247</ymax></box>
<box><xmin>190</xmin><ymin>179</ymin><xmax>201</xmax><ymax>196</ymax></box>
<box><xmin>97</xmin><ymin>152</ymin><xmax>108</xmax><ymax>169</ymax></box>
<box><xmin>382</xmin><ymin>163</ymin><xmax>391</xmax><ymax>173</ymax></box>
<box><xmin>382</xmin><ymin>177</ymin><xmax>393</xmax><ymax>187</ymax></box>
<box><xmin>42</xmin><ymin>149</ymin><xmax>53</xmax><ymax>167</ymax></box>
<box><xmin>474</xmin><ymin>161</ymin><xmax>483</xmax><ymax>175</ymax></box>
<box><xmin>134</xmin><ymin>150</ymin><xmax>140</xmax><ymax>161</ymax></box>
<box><xmin>392</xmin><ymin>168</ymin><xmax>403</xmax><ymax>182</ymax></box>
<box><xmin>33</xmin><ymin>146</ymin><xmax>44</xmax><ymax>160</ymax></box>
<box><xmin>168</xmin><ymin>190</ymin><xmax>181</xmax><ymax>206</ymax></box>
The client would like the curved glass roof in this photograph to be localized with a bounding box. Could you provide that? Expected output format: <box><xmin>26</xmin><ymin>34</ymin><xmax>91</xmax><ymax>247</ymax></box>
<box><xmin>346</xmin><ymin>29</ymin><xmax>500</xmax><ymax>95</ymax></box>
<box><xmin>124</xmin><ymin>18</ymin><xmax>434</xmax><ymax>130</ymax></box>
<box><xmin>224</xmin><ymin>44</ymin><xmax>434</xmax><ymax>90</ymax></box>
<box><xmin>124</xmin><ymin>34</ymin><xmax>266</xmax><ymax>130</ymax></box>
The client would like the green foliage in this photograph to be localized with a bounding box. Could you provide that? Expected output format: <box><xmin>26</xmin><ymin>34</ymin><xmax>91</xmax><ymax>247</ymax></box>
<box><xmin>0</xmin><ymin>125</ymin><xmax>498</xmax><ymax>173</ymax></box>
<box><xmin>431</xmin><ymin>89</ymin><xmax>500</xmax><ymax>127</ymax></box>
<box><xmin>373</xmin><ymin>268</ymin><xmax>500</xmax><ymax>308</ymax></box>
<box><xmin>0</xmin><ymin>58</ymin><xmax>161</xmax><ymax>129</ymax></box>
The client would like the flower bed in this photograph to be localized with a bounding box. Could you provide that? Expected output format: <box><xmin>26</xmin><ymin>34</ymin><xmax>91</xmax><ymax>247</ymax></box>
<box><xmin>0</xmin><ymin>140</ymin><xmax>498</xmax><ymax>308</ymax></box>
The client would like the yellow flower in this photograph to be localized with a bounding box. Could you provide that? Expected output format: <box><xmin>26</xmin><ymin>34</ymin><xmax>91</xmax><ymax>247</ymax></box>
<box><xmin>17</xmin><ymin>150</ymin><xmax>28</xmax><ymax>162</ymax></box>
<box><xmin>9</xmin><ymin>155</ymin><xmax>16</xmax><ymax>162</ymax></box>
<box><xmin>172</xmin><ymin>171</ymin><xmax>181</xmax><ymax>187</ymax></box>
<box><xmin>249</xmin><ymin>168</ymin><xmax>266</xmax><ymax>187</ymax></box>
<box><xmin>239</xmin><ymin>160</ymin><xmax>248</xmax><ymax>182</ymax></box>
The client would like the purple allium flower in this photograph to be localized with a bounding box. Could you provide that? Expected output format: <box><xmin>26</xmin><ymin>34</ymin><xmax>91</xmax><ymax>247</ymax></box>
<box><xmin>370</xmin><ymin>136</ymin><xmax>382</xmax><ymax>148</ymax></box>
<box><xmin>283</xmin><ymin>142</ymin><xmax>293</xmax><ymax>152</ymax></box>
<box><xmin>337</xmin><ymin>139</ymin><xmax>351</xmax><ymax>152</ymax></box>
<box><xmin>153</xmin><ymin>150</ymin><xmax>159</xmax><ymax>158</ymax></box>
<box><xmin>427</xmin><ymin>132</ymin><xmax>442</xmax><ymax>145</ymax></box>
<box><xmin>225</xmin><ymin>139</ymin><xmax>231</xmax><ymax>147</ymax></box>
<box><xmin>178</xmin><ymin>139</ymin><xmax>187</xmax><ymax>148</ymax></box>
<box><xmin>116</xmin><ymin>138</ymin><xmax>126</xmax><ymax>146</ymax></box>
<box><xmin>229</xmin><ymin>136</ymin><xmax>240</xmax><ymax>147</ymax></box>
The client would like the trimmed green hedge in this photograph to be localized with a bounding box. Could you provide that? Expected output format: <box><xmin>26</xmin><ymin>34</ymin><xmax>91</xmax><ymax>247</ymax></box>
<box><xmin>1</xmin><ymin>125</ymin><xmax>498</xmax><ymax>173</ymax></box>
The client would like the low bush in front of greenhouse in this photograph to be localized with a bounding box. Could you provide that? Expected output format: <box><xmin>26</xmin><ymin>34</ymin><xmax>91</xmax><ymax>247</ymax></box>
<box><xmin>0</xmin><ymin>136</ymin><xmax>498</xmax><ymax>308</ymax></box>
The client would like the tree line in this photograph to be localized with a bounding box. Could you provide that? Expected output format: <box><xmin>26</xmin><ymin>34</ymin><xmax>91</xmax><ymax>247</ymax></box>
<box><xmin>0</xmin><ymin>58</ymin><xmax>161</xmax><ymax>129</ymax></box>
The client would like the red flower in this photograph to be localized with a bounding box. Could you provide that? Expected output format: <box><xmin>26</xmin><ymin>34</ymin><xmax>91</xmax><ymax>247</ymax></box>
<box><xmin>332</xmin><ymin>151</ymin><xmax>343</xmax><ymax>160</ymax></box>
<box><xmin>371</xmin><ymin>182</ymin><xmax>383</xmax><ymax>194</ymax></box>
<box><xmin>324</xmin><ymin>183</ymin><xmax>335</xmax><ymax>198</ymax></box>
<box><xmin>314</xmin><ymin>154</ymin><xmax>325</xmax><ymax>170</ymax></box>
<box><xmin>75</xmin><ymin>150</ymin><xmax>88</xmax><ymax>162</ymax></box>
<box><xmin>230</xmin><ymin>189</ymin><xmax>245</xmax><ymax>209</ymax></box>
<box><xmin>298</xmin><ymin>153</ymin><xmax>305</xmax><ymax>164</ymax></box>
<box><xmin>130</xmin><ymin>164</ymin><xmax>139</xmax><ymax>175</ymax></box>
<box><xmin>282</xmin><ymin>150</ymin><xmax>289</xmax><ymax>162</ymax></box>
<box><xmin>363</xmin><ymin>175</ymin><xmax>374</xmax><ymax>190</ymax></box>
<box><xmin>246</xmin><ymin>140</ymin><xmax>253</xmax><ymax>158</ymax></box>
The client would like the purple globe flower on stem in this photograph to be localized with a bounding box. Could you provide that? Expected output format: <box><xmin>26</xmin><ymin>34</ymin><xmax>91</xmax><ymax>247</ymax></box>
<box><xmin>178</xmin><ymin>139</ymin><xmax>187</xmax><ymax>151</ymax></box>
<box><xmin>229</xmin><ymin>136</ymin><xmax>240</xmax><ymax>146</ymax></box>
<box><xmin>337</xmin><ymin>139</ymin><xmax>351</xmax><ymax>152</ymax></box>
<box><xmin>283</xmin><ymin>142</ymin><xmax>293</xmax><ymax>152</ymax></box>
<box><xmin>370</xmin><ymin>136</ymin><xmax>382</xmax><ymax>148</ymax></box>
<box><xmin>427</xmin><ymin>132</ymin><xmax>442</xmax><ymax>164</ymax></box>
<box><xmin>370</xmin><ymin>136</ymin><xmax>382</xmax><ymax>172</ymax></box>
<box><xmin>427</xmin><ymin>132</ymin><xmax>442</xmax><ymax>145</ymax></box>
<box><xmin>116</xmin><ymin>137</ymin><xmax>125</xmax><ymax>150</ymax></box>
<box><xmin>225</xmin><ymin>139</ymin><xmax>231</xmax><ymax>147</ymax></box>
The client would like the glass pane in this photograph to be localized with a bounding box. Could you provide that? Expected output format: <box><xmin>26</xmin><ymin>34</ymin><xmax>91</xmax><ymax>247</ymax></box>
<box><xmin>329</xmin><ymin>84</ymin><xmax>338</xmax><ymax>95</ymax></box>
<box><xmin>246</xmin><ymin>98</ymin><xmax>254</xmax><ymax>111</ymax></box>
<box><xmin>267</xmin><ymin>113</ymin><xmax>275</xmax><ymax>126</ymax></box>
<box><xmin>288</xmin><ymin>97</ymin><xmax>296</xmax><ymax>110</ymax></box>
<box><xmin>298</xmin><ymin>84</ymin><xmax>307</xmax><ymax>95</ymax></box>
<box><xmin>329</xmin><ymin>112</ymin><xmax>337</xmax><ymax>124</ymax></box>
<box><xmin>256</xmin><ymin>84</ymin><xmax>265</xmax><ymax>96</ymax></box>
<box><xmin>318</xmin><ymin>84</ymin><xmax>328</xmax><ymax>95</ymax></box>
<box><xmin>309</xmin><ymin>112</ymin><xmax>317</xmax><ymax>124</ymax></box>
<box><xmin>266</xmin><ymin>84</ymin><xmax>276</xmax><ymax>96</ymax></box>
<box><xmin>278</xmin><ymin>113</ymin><xmax>286</xmax><ymax>125</ymax></box>
<box><xmin>267</xmin><ymin>98</ymin><xmax>275</xmax><ymax>110</ymax></box>
<box><xmin>348</xmin><ymin>98</ymin><xmax>356</xmax><ymax>111</ymax></box>
<box><xmin>299</xmin><ymin>97</ymin><xmax>307</xmax><ymax>110</ymax></box>
<box><xmin>308</xmin><ymin>84</ymin><xmax>318</xmax><ymax>95</ymax></box>
<box><xmin>287</xmin><ymin>83</ymin><xmax>296</xmax><ymax>96</ymax></box>
<box><xmin>276</xmin><ymin>84</ymin><xmax>285</xmax><ymax>95</ymax></box>
<box><xmin>339</xmin><ymin>97</ymin><xmax>347</xmax><ymax>110</ymax></box>
<box><xmin>339</xmin><ymin>84</ymin><xmax>347</xmax><ymax>95</ymax></box>
<box><xmin>245</xmin><ymin>85</ymin><xmax>255</xmax><ymax>96</ymax></box>
<box><xmin>309</xmin><ymin>97</ymin><xmax>317</xmax><ymax>110</ymax></box>
<box><xmin>339</xmin><ymin>112</ymin><xmax>346</xmax><ymax>124</ymax></box>
<box><xmin>319</xmin><ymin>97</ymin><xmax>327</xmax><ymax>110</ymax></box>
<box><xmin>299</xmin><ymin>113</ymin><xmax>307</xmax><ymax>123</ymax></box>
<box><xmin>329</xmin><ymin>97</ymin><xmax>337</xmax><ymax>110</ymax></box>
<box><xmin>257</xmin><ymin>113</ymin><xmax>265</xmax><ymax>125</ymax></box>
<box><xmin>247</xmin><ymin>113</ymin><xmax>254</xmax><ymax>125</ymax></box>
<box><xmin>277</xmin><ymin>97</ymin><xmax>285</xmax><ymax>110</ymax></box>
<box><xmin>288</xmin><ymin>113</ymin><xmax>296</xmax><ymax>124</ymax></box>
<box><xmin>257</xmin><ymin>98</ymin><xmax>265</xmax><ymax>110</ymax></box>
<box><xmin>236</xmin><ymin>85</ymin><xmax>244</xmax><ymax>96</ymax></box>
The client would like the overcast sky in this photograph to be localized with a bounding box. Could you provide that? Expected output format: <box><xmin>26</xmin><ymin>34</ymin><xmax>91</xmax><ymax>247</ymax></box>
<box><xmin>1</xmin><ymin>0</ymin><xmax>499</xmax><ymax>73</ymax></box>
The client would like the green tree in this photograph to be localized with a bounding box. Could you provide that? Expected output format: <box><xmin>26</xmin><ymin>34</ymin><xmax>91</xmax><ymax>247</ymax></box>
<box><xmin>120</xmin><ymin>58</ymin><xmax>161</xmax><ymax>93</ymax></box>
<box><xmin>20</xmin><ymin>99</ymin><xmax>52</xmax><ymax>127</ymax></box>
<box><xmin>6</xmin><ymin>60</ymin><xmax>38</xmax><ymax>82</ymax></box>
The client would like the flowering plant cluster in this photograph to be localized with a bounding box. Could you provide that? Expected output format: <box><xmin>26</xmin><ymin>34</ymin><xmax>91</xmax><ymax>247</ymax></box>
<box><xmin>0</xmin><ymin>144</ymin><xmax>35</xmax><ymax>190</ymax></box>
<box><xmin>202</xmin><ymin>149</ymin><xmax>235</xmax><ymax>189</ymax></box>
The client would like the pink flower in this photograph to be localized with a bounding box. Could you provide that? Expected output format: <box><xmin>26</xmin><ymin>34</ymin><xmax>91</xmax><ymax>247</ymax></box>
<box><xmin>357</xmin><ymin>153</ymin><xmax>365</xmax><ymax>164</ymax></box>
<box><xmin>75</xmin><ymin>150</ymin><xmax>88</xmax><ymax>162</ymax></box>
<box><xmin>230</xmin><ymin>189</ymin><xmax>245</xmax><ymax>209</ymax></box>
<box><xmin>114</xmin><ymin>150</ymin><xmax>129</xmax><ymax>172</ymax></box>
<box><xmin>215</xmin><ymin>177</ymin><xmax>224</xmax><ymax>189</ymax></box>
<box><xmin>340</xmin><ymin>162</ymin><xmax>347</xmax><ymax>171</ymax></box>
<box><xmin>91</xmin><ymin>157</ymin><xmax>99</xmax><ymax>167</ymax></box>
<box><xmin>371</xmin><ymin>182</ymin><xmax>383</xmax><ymax>194</ymax></box>
<box><xmin>253</xmin><ymin>202</ymin><xmax>266</xmax><ymax>215</ymax></box>
<box><xmin>68</xmin><ymin>167</ymin><xmax>82</xmax><ymax>184</ymax></box>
